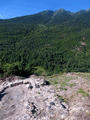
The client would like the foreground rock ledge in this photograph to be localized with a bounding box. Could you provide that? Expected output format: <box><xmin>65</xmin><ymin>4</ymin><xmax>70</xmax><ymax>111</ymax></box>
<box><xmin>0</xmin><ymin>75</ymin><xmax>69</xmax><ymax>120</ymax></box>
<box><xmin>0</xmin><ymin>74</ymin><xmax>90</xmax><ymax>120</ymax></box>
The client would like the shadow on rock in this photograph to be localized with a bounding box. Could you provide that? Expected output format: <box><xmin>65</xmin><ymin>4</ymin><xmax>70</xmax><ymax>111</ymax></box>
<box><xmin>0</xmin><ymin>90</ymin><xmax>7</xmax><ymax>101</ymax></box>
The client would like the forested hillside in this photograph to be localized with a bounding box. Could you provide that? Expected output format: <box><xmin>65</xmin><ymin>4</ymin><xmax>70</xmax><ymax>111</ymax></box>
<box><xmin>0</xmin><ymin>9</ymin><xmax>90</xmax><ymax>77</ymax></box>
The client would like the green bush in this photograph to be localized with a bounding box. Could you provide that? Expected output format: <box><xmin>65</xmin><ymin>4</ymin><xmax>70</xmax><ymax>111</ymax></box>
<box><xmin>3</xmin><ymin>62</ymin><xmax>21</xmax><ymax>76</ymax></box>
<box><xmin>33</xmin><ymin>66</ymin><xmax>47</xmax><ymax>76</ymax></box>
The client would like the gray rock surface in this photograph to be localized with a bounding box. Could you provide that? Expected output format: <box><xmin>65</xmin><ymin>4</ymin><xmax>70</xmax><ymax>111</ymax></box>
<box><xmin>0</xmin><ymin>76</ymin><xmax>68</xmax><ymax>120</ymax></box>
<box><xmin>0</xmin><ymin>74</ymin><xmax>90</xmax><ymax>120</ymax></box>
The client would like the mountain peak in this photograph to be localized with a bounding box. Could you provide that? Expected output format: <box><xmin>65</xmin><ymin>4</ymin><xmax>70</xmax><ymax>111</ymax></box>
<box><xmin>54</xmin><ymin>9</ymin><xmax>66</xmax><ymax>14</ymax></box>
<box><xmin>56</xmin><ymin>8</ymin><xmax>66</xmax><ymax>12</ymax></box>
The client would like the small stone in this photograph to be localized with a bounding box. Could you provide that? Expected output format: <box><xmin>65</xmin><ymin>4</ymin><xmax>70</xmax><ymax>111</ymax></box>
<box><xmin>35</xmin><ymin>84</ymin><xmax>40</xmax><ymax>88</ymax></box>
<box><xmin>41</xmin><ymin>80</ymin><xmax>50</xmax><ymax>86</ymax></box>
<box><xmin>50</xmin><ymin>102</ymin><xmax>55</xmax><ymax>106</ymax></box>
<box><xmin>48</xmin><ymin>106</ymin><xmax>51</xmax><ymax>109</ymax></box>
<box><xmin>28</xmin><ymin>83</ymin><xmax>33</xmax><ymax>89</ymax></box>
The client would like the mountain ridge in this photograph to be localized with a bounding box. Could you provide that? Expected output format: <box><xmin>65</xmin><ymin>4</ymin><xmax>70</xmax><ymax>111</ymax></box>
<box><xmin>0</xmin><ymin>9</ymin><xmax>90</xmax><ymax>25</ymax></box>
<box><xmin>0</xmin><ymin>9</ymin><xmax>90</xmax><ymax>19</ymax></box>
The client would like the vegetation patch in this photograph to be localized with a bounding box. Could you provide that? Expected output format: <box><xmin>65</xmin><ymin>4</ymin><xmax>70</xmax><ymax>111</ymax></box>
<box><xmin>33</xmin><ymin>66</ymin><xmax>47</xmax><ymax>76</ymax></box>
<box><xmin>60</xmin><ymin>87</ymin><xmax>67</xmax><ymax>91</ymax></box>
<box><xmin>77</xmin><ymin>88</ymin><xmax>90</xmax><ymax>97</ymax></box>
<box><xmin>48</xmin><ymin>74</ymin><xmax>75</xmax><ymax>87</ymax></box>
<box><xmin>69</xmin><ymin>83</ymin><xmax>76</xmax><ymax>88</ymax></box>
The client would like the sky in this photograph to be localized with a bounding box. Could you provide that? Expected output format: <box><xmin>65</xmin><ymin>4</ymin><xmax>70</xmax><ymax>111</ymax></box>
<box><xmin>0</xmin><ymin>0</ymin><xmax>90</xmax><ymax>19</ymax></box>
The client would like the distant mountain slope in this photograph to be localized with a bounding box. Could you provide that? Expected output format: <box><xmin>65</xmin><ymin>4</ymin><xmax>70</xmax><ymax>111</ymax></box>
<box><xmin>9</xmin><ymin>10</ymin><xmax>54</xmax><ymax>24</ymax></box>
<box><xmin>0</xmin><ymin>9</ymin><xmax>90</xmax><ymax>77</ymax></box>
<box><xmin>0</xmin><ymin>10</ymin><xmax>54</xmax><ymax>24</ymax></box>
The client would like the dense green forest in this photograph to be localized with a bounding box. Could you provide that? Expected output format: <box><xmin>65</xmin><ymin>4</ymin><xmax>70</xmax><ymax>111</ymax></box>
<box><xmin>0</xmin><ymin>9</ymin><xmax>90</xmax><ymax>77</ymax></box>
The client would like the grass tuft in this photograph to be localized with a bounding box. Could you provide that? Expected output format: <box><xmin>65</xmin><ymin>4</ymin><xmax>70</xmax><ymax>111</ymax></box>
<box><xmin>77</xmin><ymin>88</ymin><xmax>90</xmax><ymax>97</ymax></box>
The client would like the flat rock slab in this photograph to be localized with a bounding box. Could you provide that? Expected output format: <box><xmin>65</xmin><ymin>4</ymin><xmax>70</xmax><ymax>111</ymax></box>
<box><xmin>1</xmin><ymin>74</ymin><xmax>89</xmax><ymax>120</ymax></box>
<box><xmin>0</xmin><ymin>76</ymin><xmax>68</xmax><ymax>120</ymax></box>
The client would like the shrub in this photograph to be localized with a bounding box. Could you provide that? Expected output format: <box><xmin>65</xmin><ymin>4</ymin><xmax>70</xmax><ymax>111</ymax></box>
<box><xmin>33</xmin><ymin>66</ymin><xmax>47</xmax><ymax>76</ymax></box>
<box><xmin>3</xmin><ymin>62</ymin><xmax>21</xmax><ymax>76</ymax></box>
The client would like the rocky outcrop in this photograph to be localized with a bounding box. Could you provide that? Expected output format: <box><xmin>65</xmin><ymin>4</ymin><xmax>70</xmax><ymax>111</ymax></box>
<box><xmin>0</xmin><ymin>75</ymin><xmax>69</xmax><ymax>120</ymax></box>
<box><xmin>0</xmin><ymin>74</ymin><xmax>90</xmax><ymax>120</ymax></box>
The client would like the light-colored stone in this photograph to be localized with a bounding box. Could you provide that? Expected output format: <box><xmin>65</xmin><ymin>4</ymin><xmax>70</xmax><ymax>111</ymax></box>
<box><xmin>0</xmin><ymin>74</ymin><xmax>90</xmax><ymax>120</ymax></box>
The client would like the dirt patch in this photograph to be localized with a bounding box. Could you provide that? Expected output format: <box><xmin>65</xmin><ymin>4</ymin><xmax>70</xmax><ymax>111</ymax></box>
<box><xmin>48</xmin><ymin>73</ymin><xmax>90</xmax><ymax>120</ymax></box>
